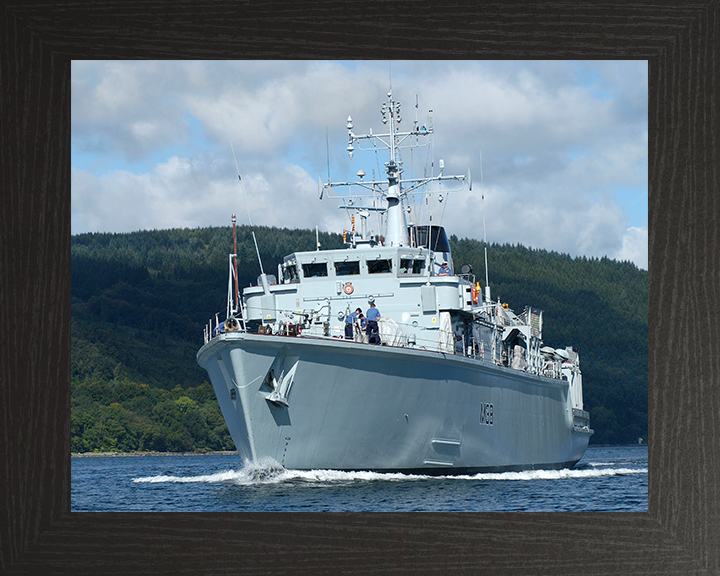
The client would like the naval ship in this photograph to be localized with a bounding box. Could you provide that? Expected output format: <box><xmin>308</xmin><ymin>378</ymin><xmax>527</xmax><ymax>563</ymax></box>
<box><xmin>197</xmin><ymin>88</ymin><xmax>593</xmax><ymax>474</ymax></box>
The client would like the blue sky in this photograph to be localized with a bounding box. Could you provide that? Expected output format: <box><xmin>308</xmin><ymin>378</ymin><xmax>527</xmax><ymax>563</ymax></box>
<box><xmin>71</xmin><ymin>60</ymin><xmax>648</xmax><ymax>269</ymax></box>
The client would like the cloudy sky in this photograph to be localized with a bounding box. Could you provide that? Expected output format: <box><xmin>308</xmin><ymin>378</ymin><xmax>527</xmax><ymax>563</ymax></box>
<box><xmin>71</xmin><ymin>60</ymin><xmax>648</xmax><ymax>269</ymax></box>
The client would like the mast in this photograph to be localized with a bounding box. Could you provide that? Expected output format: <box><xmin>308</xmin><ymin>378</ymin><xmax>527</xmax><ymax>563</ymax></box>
<box><xmin>319</xmin><ymin>89</ymin><xmax>470</xmax><ymax>243</ymax></box>
<box><xmin>232</xmin><ymin>213</ymin><xmax>239</xmax><ymax>311</ymax></box>
<box><xmin>383</xmin><ymin>91</ymin><xmax>408</xmax><ymax>246</ymax></box>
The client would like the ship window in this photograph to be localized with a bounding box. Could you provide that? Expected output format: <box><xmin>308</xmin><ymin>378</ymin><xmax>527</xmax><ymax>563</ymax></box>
<box><xmin>399</xmin><ymin>258</ymin><xmax>426</xmax><ymax>275</ymax></box>
<box><xmin>334</xmin><ymin>260</ymin><xmax>360</xmax><ymax>276</ymax></box>
<box><xmin>302</xmin><ymin>262</ymin><xmax>328</xmax><ymax>278</ymax></box>
<box><xmin>409</xmin><ymin>225</ymin><xmax>451</xmax><ymax>253</ymax></box>
<box><xmin>367</xmin><ymin>258</ymin><xmax>392</xmax><ymax>274</ymax></box>
<box><xmin>284</xmin><ymin>262</ymin><xmax>299</xmax><ymax>283</ymax></box>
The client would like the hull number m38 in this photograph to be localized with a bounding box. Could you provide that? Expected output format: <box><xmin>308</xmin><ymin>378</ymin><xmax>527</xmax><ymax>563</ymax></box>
<box><xmin>480</xmin><ymin>403</ymin><xmax>494</xmax><ymax>426</ymax></box>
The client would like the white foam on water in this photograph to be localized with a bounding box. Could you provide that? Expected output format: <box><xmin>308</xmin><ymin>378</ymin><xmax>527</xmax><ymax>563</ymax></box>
<box><xmin>132</xmin><ymin>458</ymin><xmax>427</xmax><ymax>485</ymax></box>
<box><xmin>133</xmin><ymin>458</ymin><xmax>288</xmax><ymax>485</ymax></box>
<box><xmin>133</xmin><ymin>458</ymin><xmax>646</xmax><ymax>485</ymax></box>
<box><xmin>452</xmin><ymin>467</ymin><xmax>647</xmax><ymax>481</ymax></box>
<box><xmin>132</xmin><ymin>469</ymin><xmax>243</xmax><ymax>484</ymax></box>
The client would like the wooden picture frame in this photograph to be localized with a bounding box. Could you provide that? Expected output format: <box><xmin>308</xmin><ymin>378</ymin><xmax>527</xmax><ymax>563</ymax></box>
<box><xmin>1</xmin><ymin>2</ymin><xmax>716</xmax><ymax>573</ymax></box>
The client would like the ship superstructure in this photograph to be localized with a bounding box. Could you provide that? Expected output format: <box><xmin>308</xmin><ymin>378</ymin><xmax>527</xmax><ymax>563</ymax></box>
<box><xmin>197</xmin><ymin>88</ymin><xmax>592</xmax><ymax>474</ymax></box>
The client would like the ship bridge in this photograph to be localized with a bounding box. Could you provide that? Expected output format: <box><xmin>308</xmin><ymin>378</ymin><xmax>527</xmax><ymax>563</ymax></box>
<box><xmin>242</xmin><ymin>227</ymin><xmax>468</xmax><ymax>331</ymax></box>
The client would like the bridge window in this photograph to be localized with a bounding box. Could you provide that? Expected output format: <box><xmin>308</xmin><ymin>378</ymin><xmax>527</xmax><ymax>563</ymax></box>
<box><xmin>335</xmin><ymin>261</ymin><xmax>360</xmax><ymax>276</ymax></box>
<box><xmin>367</xmin><ymin>258</ymin><xmax>392</xmax><ymax>274</ymax></box>
<box><xmin>283</xmin><ymin>262</ymin><xmax>299</xmax><ymax>283</ymax></box>
<box><xmin>302</xmin><ymin>262</ymin><xmax>328</xmax><ymax>278</ymax></box>
<box><xmin>399</xmin><ymin>258</ymin><xmax>426</xmax><ymax>275</ymax></box>
<box><xmin>409</xmin><ymin>225</ymin><xmax>451</xmax><ymax>253</ymax></box>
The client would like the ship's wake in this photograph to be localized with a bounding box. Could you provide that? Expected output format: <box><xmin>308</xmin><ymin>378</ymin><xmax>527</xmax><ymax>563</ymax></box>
<box><xmin>453</xmin><ymin>467</ymin><xmax>647</xmax><ymax>481</ymax></box>
<box><xmin>132</xmin><ymin>458</ymin><xmax>646</xmax><ymax>486</ymax></box>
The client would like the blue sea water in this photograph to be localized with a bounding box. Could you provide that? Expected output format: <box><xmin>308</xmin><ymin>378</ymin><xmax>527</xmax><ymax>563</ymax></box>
<box><xmin>71</xmin><ymin>445</ymin><xmax>647</xmax><ymax>512</ymax></box>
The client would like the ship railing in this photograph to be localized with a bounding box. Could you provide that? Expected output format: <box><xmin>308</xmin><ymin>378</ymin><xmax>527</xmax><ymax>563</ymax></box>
<box><xmin>291</xmin><ymin>313</ymin><xmax>501</xmax><ymax>366</ymax></box>
<box><xmin>203</xmin><ymin>310</ymin><xmax>248</xmax><ymax>344</ymax></box>
<box><xmin>204</xmin><ymin>313</ymin><xmax>223</xmax><ymax>344</ymax></box>
<box><xmin>202</xmin><ymin>308</ymin><xmax>567</xmax><ymax>381</ymax></box>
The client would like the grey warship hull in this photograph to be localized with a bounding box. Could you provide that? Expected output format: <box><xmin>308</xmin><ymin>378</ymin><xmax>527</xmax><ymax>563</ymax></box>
<box><xmin>197</xmin><ymin>331</ymin><xmax>592</xmax><ymax>474</ymax></box>
<box><xmin>197</xmin><ymin>85</ymin><xmax>592</xmax><ymax>474</ymax></box>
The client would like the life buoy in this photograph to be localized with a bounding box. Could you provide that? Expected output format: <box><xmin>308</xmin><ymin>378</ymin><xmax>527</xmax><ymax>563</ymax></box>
<box><xmin>471</xmin><ymin>285</ymin><xmax>478</xmax><ymax>305</ymax></box>
<box><xmin>224</xmin><ymin>317</ymin><xmax>239</xmax><ymax>332</ymax></box>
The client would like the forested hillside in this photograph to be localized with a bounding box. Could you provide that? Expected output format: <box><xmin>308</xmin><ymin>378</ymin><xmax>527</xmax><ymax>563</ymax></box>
<box><xmin>71</xmin><ymin>225</ymin><xmax>647</xmax><ymax>452</ymax></box>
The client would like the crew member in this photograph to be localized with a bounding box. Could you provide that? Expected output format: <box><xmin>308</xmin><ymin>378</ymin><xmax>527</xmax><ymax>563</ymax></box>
<box><xmin>438</xmin><ymin>261</ymin><xmax>452</xmax><ymax>276</ymax></box>
<box><xmin>366</xmin><ymin>301</ymin><xmax>381</xmax><ymax>344</ymax></box>
<box><xmin>355</xmin><ymin>312</ymin><xmax>367</xmax><ymax>343</ymax></box>
<box><xmin>344</xmin><ymin>308</ymin><xmax>358</xmax><ymax>339</ymax></box>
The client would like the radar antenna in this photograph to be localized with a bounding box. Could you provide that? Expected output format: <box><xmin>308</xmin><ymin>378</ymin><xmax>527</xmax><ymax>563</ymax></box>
<box><xmin>318</xmin><ymin>91</ymin><xmax>470</xmax><ymax>248</ymax></box>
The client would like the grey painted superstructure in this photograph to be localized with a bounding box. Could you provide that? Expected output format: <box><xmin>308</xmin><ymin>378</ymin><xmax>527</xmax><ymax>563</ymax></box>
<box><xmin>197</xmin><ymin>88</ymin><xmax>592</xmax><ymax>473</ymax></box>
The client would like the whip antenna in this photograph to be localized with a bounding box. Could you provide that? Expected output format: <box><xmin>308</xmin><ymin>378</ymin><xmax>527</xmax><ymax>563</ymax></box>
<box><xmin>231</xmin><ymin>140</ymin><xmax>270</xmax><ymax>294</ymax></box>
<box><xmin>480</xmin><ymin>150</ymin><xmax>490</xmax><ymax>303</ymax></box>
<box><xmin>326</xmin><ymin>127</ymin><xmax>331</xmax><ymax>182</ymax></box>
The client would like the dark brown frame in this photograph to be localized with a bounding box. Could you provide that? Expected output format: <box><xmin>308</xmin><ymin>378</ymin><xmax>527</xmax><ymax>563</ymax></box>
<box><xmin>2</xmin><ymin>2</ymin><xmax>717</xmax><ymax>574</ymax></box>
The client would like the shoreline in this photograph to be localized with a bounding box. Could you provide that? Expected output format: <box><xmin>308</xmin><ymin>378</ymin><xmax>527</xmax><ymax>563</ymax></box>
<box><xmin>71</xmin><ymin>450</ymin><xmax>239</xmax><ymax>458</ymax></box>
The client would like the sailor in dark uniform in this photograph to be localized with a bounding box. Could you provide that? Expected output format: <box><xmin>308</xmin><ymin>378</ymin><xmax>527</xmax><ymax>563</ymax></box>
<box><xmin>365</xmin><ymin>301</ymin><xmax>381</xmax><ymax>344</ymax></box>
<box><xmin>345</xmin><ymin>308</ymin><xmax>358</xmax><ymax>339</ymax></box>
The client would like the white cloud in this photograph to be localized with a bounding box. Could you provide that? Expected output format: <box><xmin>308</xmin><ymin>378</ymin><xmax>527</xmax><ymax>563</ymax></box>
<box><xmin>71</xmin><ymin>60</ymin><xmax>648</xmax><ymax>270</ymax></box>
<box><xmin>615</xmin><ymin>227</ymin><xmax>648</xmax><ymax>269</ymax></box>
<box><xmin>72</xmin><ymin>156</ymin><xmax>339</xmax><ymax>236</ymax></box>
<box><xmin>72</xmin><ymin>157</ymin><xmax>232</xmax><ymax>233</ymax></box>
